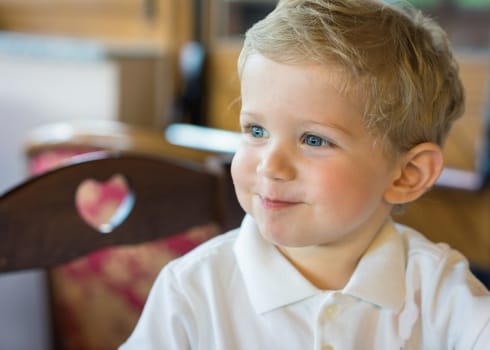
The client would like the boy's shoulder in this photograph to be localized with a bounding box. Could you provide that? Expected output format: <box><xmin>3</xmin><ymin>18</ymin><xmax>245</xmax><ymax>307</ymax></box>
<box><xmin>385</xmin><ymin>222</ymin><xmax>489</xmax><ymax>309</ymax></box>
<box><xmin>393</xmin><ymin>222</ymin><xmax>475</xmax><ymax>279</ymax></box>
<box><xmin>395</xmin><ymin>223</ymin><xmax>452</xmax><ymax>256</ymax></box>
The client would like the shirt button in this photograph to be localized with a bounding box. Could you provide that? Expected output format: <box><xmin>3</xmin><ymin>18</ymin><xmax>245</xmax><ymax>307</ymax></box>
<box><xmin>322</xmin><ymin>345</ymin><xmax>334</xmax><ymax>350</ymax></box>
<box><xmin>323</xmin><ymin>305</ymin><xmax>337</xmax><ymax>320</ymax></box>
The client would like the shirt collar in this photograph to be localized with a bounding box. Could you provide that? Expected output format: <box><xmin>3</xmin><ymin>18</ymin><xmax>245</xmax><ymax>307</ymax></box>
<box><xmin>343</xmin><ymin>218</ymin><xmax>406</xmax><ymax>310</ymax></box>
<box><xmin>234</xmin><ymin>215</ymin><xmax>406</xmax><ymax>314</ymax></box>
<box><xmin>234</xmin><ymin>215</ymin><xmax>320</xmax><ymax>314</ymax></box>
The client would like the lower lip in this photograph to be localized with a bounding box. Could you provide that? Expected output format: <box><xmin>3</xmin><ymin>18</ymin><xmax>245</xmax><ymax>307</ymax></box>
<box><xmin>260</xmin><ymin>197</ymin><xmax>298</xmax><ymax>210</ymax></box>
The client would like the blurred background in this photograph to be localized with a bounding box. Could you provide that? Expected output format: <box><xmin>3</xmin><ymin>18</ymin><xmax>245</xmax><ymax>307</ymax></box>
<box><xmin>0</xmin><ymin>1</ymin><xmax>488</xmax><ymax>349</ymax></box>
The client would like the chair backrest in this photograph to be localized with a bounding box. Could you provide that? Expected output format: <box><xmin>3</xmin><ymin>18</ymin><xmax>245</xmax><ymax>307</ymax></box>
<box><xmin>0</xmin><ymin>124</ymin><xmax>244</xmax><ymax>274</ymax></box>
<box><xmin>438</xmin><ymin>52</ymin><xmax>490</xmax><ymax>190</ymax></box>
<box><xmin>0</xmin><ymin>119</ymin><xmax>245</xmax><ymax>349</ymax></box>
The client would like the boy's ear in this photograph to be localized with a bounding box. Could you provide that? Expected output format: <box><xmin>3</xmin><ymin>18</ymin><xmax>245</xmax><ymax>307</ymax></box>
<box><xmin>384</xmin><ymin>143</ymin><xmax>444</xmax><ymax>205</ymax></box>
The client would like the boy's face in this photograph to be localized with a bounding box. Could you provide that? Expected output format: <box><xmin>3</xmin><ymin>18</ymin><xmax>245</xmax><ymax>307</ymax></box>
<box><xmin>231</xmin><ymin>54</ymin><xmax>399</xmax><ymax>250</ymax></box>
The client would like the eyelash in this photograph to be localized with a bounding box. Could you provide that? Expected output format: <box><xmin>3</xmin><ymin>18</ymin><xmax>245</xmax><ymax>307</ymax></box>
<box><xmin>241</xmin><ymin>123</ymin><xmax>335</xmax><ymax>148</ymax></box>
<box><xmin>302</xmin><ymin>134</ymin><xmax>326</xmax><ymax>147</ymax></box>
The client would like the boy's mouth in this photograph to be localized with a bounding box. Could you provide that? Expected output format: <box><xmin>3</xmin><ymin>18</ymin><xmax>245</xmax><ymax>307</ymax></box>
<box><xmin>259</xmin><ymin>195</ymin><xmax>300</xmax><ymax>210</ymax></box>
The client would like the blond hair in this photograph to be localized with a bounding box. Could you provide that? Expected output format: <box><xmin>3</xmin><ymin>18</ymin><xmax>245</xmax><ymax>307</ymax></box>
<box><xmin>238</xmin><ymin>0</ymin><xmax>465</xmax><ymax>153</ymax></box>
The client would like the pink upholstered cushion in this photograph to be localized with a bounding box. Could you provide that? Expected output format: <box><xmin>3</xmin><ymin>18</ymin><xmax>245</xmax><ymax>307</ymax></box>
<box><xmin>51</xmin><ymin>225</ymin><xmax>218</xmax><ymax>349</ymax></box>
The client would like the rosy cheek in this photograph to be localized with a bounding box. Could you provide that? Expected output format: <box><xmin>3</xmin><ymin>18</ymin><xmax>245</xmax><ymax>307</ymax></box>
<box><xmin>310</xmin><ymin>168</ymin><xmax>357</xmax><ymax>199</ymax></box>
<box><xmin>231</xmin><ymin>152</ymin><xmax>249</xmax><ymax>191</ymax></box>
<box><xmin>232</xmin><ymin>147</ymin><xmax>256</xmax><ymax>176</ymax></box>
<box><xmin>231</xmin><ymin>151</ymin><xmax>247</xmax><ymax>187</ymax></box>
<box><xmin>231</xmin><ymin>149</ymin><xmax>257</xmax><ymax>212</ymax></box>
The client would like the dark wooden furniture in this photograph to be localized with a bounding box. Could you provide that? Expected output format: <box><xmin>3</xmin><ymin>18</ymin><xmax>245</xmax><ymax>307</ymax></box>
<box><xmin>0</xmin><ymin>120</ymin><xmax>244</xmax><ymax>349</ymax></box>
<box><xmin>0</xmin><ymin>151</ymin><xmax>243</xmax><ymax>273</ymax></box>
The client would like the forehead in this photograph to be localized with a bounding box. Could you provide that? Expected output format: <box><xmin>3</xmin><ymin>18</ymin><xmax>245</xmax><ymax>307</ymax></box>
<box><xmin>240</xmin><ymin>54</ymin><xmax>366</xmax><ymax>119</ymax></box>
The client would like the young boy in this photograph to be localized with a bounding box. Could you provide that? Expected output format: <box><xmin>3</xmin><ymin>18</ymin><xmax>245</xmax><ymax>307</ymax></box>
<box><xmin>120</xmin><ymin>0</ymin><xmax>490</xmax><ymax>349</ymax></box>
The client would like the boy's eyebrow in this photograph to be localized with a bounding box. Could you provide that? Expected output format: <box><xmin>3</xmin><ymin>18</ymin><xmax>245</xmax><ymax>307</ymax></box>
<box><xmin>239</xmin><ymin>110</ymin><xmax>258</xmax><ymax>118</ymax></box>
<box><xmin>305</xmin><ymin>120</ymin><xmax>354</xmax><ymax>137</ymax></box>
<box><xmin>239</xmin><ymin>110</ymin><xmax>263</xmax><ymax>123</ymax></box>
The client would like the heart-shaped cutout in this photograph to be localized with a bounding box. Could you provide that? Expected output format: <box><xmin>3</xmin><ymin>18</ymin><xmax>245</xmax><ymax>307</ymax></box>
<box><xmin>75</xmin><ymin>174</ymin><xmax>134</xmax><ymax>234</ymax></box>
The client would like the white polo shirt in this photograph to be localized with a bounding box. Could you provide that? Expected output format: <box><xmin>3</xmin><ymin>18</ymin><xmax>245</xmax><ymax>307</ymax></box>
<box><xmin>120</xmin><ymin>215</ymin><xmax>490</xmax><ymax>349</ymax></box>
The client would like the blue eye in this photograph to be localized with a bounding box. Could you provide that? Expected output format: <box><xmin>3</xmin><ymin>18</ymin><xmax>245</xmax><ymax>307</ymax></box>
<box><xmin>250</xmin><ymin>125</ymin><xmax>266</xmax><ymax>138</ymax></box>
<box><xmin>304</xmin><ymin>134</ymin><xmax>326</xmax><ymax>147</ymax></box>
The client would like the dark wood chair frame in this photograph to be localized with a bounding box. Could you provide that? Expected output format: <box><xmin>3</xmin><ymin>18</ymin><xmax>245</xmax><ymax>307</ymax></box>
<box><xmin>0</xmin><ymin>151</ymin><xmax>244</xmax><ymax>274</ymax></box>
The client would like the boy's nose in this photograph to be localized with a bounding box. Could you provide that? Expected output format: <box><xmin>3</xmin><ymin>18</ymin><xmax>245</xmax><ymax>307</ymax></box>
<box><xmin>256</xmin><ymin>145</ymin><xmax>296</xmax><ymax>181</ymax></box>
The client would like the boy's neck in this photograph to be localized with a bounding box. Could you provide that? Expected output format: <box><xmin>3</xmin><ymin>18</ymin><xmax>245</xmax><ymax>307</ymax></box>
<box><xmin>276</xmin><ymin>218</ymin><xmax>389</xmax><ymax>291</ymax></box>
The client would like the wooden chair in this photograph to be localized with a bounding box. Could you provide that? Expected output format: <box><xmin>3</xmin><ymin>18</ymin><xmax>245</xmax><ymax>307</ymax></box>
<box><xmin>0</xmin><ymin>120</ymin><xmax>244</xmax><ymax>349</ymax></box>
<box><xmin>0</xmin><ymin>151</ymin><xmax>243</xmax><ymax>272</ymax></box>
